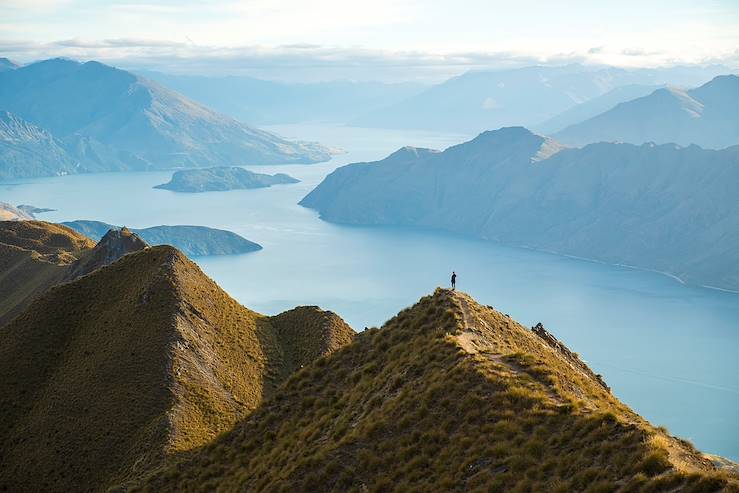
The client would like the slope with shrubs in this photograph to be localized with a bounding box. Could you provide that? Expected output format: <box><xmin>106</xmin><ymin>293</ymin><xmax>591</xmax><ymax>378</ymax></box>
<box><xmin>0</xmin><ymin>245</ymin><xmax>354</xmax><ymax>492</ymax></box>
<box><xmin>138</xmin><ymin>289</ymin><xmax>737</xmax><ymax>492</ymax></box>
<box><xmin>0</xmin><ymin>220</ymin><xmax>95</xmax><ymax>326</ymax></box>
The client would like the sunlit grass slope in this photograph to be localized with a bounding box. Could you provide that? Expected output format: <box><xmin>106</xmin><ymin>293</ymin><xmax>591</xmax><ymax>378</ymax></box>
<box><xmin>0</xmin><ymin>245</ymin><xmax>354</xmax><ymax>492</ymax></box>
<box><xmin>138</xmin><ymin>289</ymin><xmax>738</xmax><ymax>493</ymax></box>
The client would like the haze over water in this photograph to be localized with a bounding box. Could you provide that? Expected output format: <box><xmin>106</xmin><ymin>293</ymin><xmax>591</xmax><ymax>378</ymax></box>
<box><xmin>2</xmin><ymin>123</ymin><xmax>737</xmax><ymax>460</ymax></box>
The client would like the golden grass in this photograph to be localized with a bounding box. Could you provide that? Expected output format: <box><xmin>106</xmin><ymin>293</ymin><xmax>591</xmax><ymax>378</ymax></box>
<box><xmin>0</xmin><ymin>221</ymin><xmax>95</xmax><ymax>326</ymax></box>
<box><xmin>0</xmin><ymin>246</ymin><xmax>354</xmax><ymax>492</ymax></box>
<box><xmin>136</xmin><ymin>289</ymin><xmax>738</xmax><ymax>493</ymax></box>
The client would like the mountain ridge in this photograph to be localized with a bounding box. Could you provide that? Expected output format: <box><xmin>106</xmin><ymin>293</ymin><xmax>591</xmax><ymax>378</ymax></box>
<box><xmin>0</xmin><ymin>244</ymin><xmax>354</xmax><ymax>492</ymax></box>
<box><xmin>137</xmin><ymin>288</ymin><xmax>738</xmax><ymax>491</ymax></box>
<box><xmin>0</xmin><ymin>58</ymin><xmax>332</xmax><ymax>179</ymax></box>
<box><xmin>554</xmin><ymin>75</ymin><xmax>739</xmax><ymax>148</ymax></box>
<box><xmin>301</xmin><ymin>127</ymin><xmax>739</xmax><ymax>290</ymax></box>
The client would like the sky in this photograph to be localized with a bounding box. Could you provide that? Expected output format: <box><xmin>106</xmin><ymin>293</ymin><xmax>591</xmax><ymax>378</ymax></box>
<box><xmin>1</xmin><ymin>0</ymin><xmax>738</xmax><ymax>81</ymax></box>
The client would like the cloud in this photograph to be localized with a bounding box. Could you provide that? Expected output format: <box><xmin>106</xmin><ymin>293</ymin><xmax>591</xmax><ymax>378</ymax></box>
<box><xmin>1</xmin><ymin>37</ymin><xmax>736</xmax><ymax>82</ymax></box>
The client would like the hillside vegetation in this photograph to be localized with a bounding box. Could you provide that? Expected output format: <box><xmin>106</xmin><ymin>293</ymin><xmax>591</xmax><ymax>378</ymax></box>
<box><xmin>0</xmin><ymin>221</ymin><xmax>95</xmax><ymax>326</ymax></box>
<box><xmin>0</xmin><ymin>245</ymin><xmax>354</xmax><ymax>492</ymax></box>
<box><xmin>138</xmin><ymin>289</ymin><xmax>737</xmax><ymax>492</ymax></box>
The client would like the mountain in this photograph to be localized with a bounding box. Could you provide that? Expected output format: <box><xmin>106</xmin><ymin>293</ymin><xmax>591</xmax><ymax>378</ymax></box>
<box><xmin>137</xmin><ymin>70</ymin><xmax>426</xmax><ymax>125</ymax></box>
<box><xmin>0</xmin><ymin>245</ymin><xmax>354</xmax><ymax>492</ymax></box>
<box><xmin>0</xmin><ymin>221</ymin><xmax>96</xmax><ymax>326</ymax></box>
<box><xmin>0</xmin><ymin>58</ymin><xmax>332</xmax><ymax>179</ymax></box>
<box><xmin>554</xmin><ymin>75</ymin><xmax>739</xmax><ymax>148</ymax></box>
<box><xmin>61</xmin><ymin>220</ymin><xmax>263</xmax><ymax>256</ymax></box>
<box><xmin>351</xmin><ymin>64</ymin><xmax>730</xmax><ymax>133</ymax></box>
<box><xmin>535</xmin><ymin>84</ymin><xmax>662</xmax><ymax>134</ymax></box>
<box><xmin>301</xmin><ymin>127</ymin><xmax>739</xmax><ymax>290</ymax></box>
<box><xmin>63</xmin><ymin>226</ymin><xmax>149</xmax><ymax>280</ymax></box>
<box><xmin>0</xmin><ymin>111</ymin><xmax>78</xmax><ymax>180</ymax></box>
<box><xmin>138</xmin><ymin>288</ymin><xmax>737</xmax><ymax>491</ymax></box>
<box><xmin>154</xmin><ymin>166</ymin><xmax>299</xmax><ymax>193</ymax></box>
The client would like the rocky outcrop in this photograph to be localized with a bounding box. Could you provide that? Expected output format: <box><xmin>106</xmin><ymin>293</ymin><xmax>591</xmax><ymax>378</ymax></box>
<box><xmin>64</xmin><ymin>227</ymin><xmax>148</xmax><ymax>281</ymax></box>
<box><xmin>532</xmin><ymin>322</ymin><xmax>610</xmax><ymax>392</ymax></box>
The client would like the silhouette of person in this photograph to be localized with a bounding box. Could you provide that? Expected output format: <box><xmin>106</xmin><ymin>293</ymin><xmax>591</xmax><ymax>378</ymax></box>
<box><xmin>451</xmin><ymin>271</ymin><xmax>457</xmax><ymax>290</ymax></box>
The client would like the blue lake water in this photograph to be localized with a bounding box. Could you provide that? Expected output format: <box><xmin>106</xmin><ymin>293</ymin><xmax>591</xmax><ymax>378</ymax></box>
<box><xmin>2</xmin><ymin>123</ymin><xmax>737</xmax><ymax>460</ymax></box>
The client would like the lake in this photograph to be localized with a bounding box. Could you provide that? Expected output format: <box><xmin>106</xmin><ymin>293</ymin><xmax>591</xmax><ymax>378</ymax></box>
<box><xmin>1</xmin><ymin>123</ymin><xmax>737</xmax><ymax>461</ymax></box>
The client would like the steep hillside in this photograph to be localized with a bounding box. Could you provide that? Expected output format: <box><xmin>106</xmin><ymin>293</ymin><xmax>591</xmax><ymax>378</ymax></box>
<box><xmin>0</xmin><ymin>58</ymin><xmax>331</xmax><ymax>179</ymax></box>
<box><xmin>0</xmin><ymin>221</ymin><xmax>95</xmax><ymax>326</ymax></box>
<box><xmin>138</xmin><ymin>289</ymin><xmax>737</xmax><ymax>492</ymax></box>
<box><xmin>554</xmin><ymin>75</ymin><xmax>739</xmax><ymax>148</ymax></box>
<box><xmin>61</xmin><ymin>220</ymin><xmax>263</xmax><ymax>256</ymax></box>
<box><xmin>0</xmin><ymin>245</ymin><xmax>354</xmax><ymax>492</ymax></box>
<box><xmin>154</xmin><ymin>166</ymin><xmax>299</xmax><ymax>193</ymax></box>
<box><xmin>0</xmin><ymin>110</ymin><xmax>77</xmax><ymax>180</ymax></box>
<box><xmin>301</xmin><ymin>127</ymin><xmax>739</xmax><ymax>290</ymax></box>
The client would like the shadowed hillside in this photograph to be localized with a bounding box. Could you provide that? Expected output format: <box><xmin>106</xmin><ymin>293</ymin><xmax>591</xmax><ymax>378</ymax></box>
<box><xmin>0</xmin><ymin>245</ymin><xmax>354</xmax><ymax>492</ymax></box>
<box><xmin>0</xmin><ymin>221</ymin><xmax>95</xmax><ymax>326</ymax></box>
<box><xmin>137</xmin><ymin>289</ymin><xmax>737</xmax><ymax>492</ymax></box>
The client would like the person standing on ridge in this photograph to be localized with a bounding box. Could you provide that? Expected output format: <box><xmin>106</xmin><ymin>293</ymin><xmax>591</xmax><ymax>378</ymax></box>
<box><xmin>451</xmin><ymin>271</ymin><xmax>457</xmax><ymax>290</ymax></box>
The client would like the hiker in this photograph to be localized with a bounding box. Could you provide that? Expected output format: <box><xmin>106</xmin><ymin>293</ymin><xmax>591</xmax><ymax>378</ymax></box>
<box><xmin>451</xmin><ymin>271</ymin><xmax>457</xmax><ymax>290</ymax></box>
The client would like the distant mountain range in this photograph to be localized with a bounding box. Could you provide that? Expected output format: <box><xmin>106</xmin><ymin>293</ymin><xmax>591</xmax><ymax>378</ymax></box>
<box><xmin>554</xmin><ymin>75</ymin><xmax>739</xmax><ymax>148</ymax></box>
<box><xmin>535</xmin><ymin>84</ymin><xmax>662</xmax><ymax>134</ymax></box>
<box><xmin>302</xmin><ymin>127</ymin><xmax>739</xmax><ymax>290</ymax></box>
<box><xmin>1</xmin><ymin>226</ymin><xmax>735</xmax><ymax>490</ymax></box>
<box><xmin>0</xmin><ymin>58</ymin><xmax>332</xmax><ymax>179</ymax></box>
<box><xmin>137</xmin><ymin>70</ymin><xmax>425</xmax><ymax>125</ymax></box>
<box><xmin>350</xmin><ymin>64</ymin><xmax>731</xmax><ymax>133</ymax></box>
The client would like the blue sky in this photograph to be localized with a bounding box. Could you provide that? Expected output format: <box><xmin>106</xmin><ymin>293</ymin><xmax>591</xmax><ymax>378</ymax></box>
<box><xmin>1</xmin><ymin>0</ymin><xmax>738</xmax><ymax>80</ymax></box>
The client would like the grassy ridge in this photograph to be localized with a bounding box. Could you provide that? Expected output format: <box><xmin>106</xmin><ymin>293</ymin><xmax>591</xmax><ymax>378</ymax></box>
<box><xmin>0</xmin><ymin>245</ymin><xmax>354</xmax><ymax>492</ymax></box>
<box><xmin>138</xmin><ymin>289</ymin><xmax>737</xmax><ymax>492</ymax></box>
<box><xmin>0</xmin><ymin>221</ymin><xmax>95</xmax><ymax>326</ymax></box>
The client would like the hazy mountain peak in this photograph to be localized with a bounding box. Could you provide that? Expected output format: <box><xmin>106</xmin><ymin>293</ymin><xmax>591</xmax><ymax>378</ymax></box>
<box><xmin>0</xmin><ymin>57</ymin><xmax>332</xmax><ymax>178</ymax></box>
<box><xmin>385</xmin><ymin>145</ymin><xmax>440</xmax><ymax>162</ymax></box>
<box><xmin>554</xmin><ymin>73</ymin><xmax>738</xmax><ymax>148</ymax></box>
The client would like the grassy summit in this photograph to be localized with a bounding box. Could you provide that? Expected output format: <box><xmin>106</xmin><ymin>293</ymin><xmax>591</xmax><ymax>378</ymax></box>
<box><xmin>0</xmin><ymin>245</ymin><xmax>354</xmax><ymax>492</ymax></box>
<box><xmin>138</xmin><ymin>289</ymin><xmax>737</xmax><ymax>492</ymax></box>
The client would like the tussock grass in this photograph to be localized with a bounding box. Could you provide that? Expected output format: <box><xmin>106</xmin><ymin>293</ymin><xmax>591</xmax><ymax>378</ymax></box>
<box><xmin>0</xmin><ymin>221</ymin><xmax>95</xmax><ymax>326</ymax></box>
<box><xmin>137</xmin><ymin>288</ymin><xmax>738</xmax><ymax>492</ymax></box>
<box><xmin>0</xmin><ymin>246</ymin><xmax>354</xmax><ymax>492</ymax></box>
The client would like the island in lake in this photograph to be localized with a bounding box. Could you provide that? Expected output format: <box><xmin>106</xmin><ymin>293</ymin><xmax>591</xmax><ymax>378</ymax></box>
<box><xmin>61</xmin><ymin>220</ymin><xmax>262</xmax><ymax>257</ymax></box>
<box><xmin>154</xmin><ymin>166</ymin><xmax>300</xmax><ymax>193</ymax></box>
